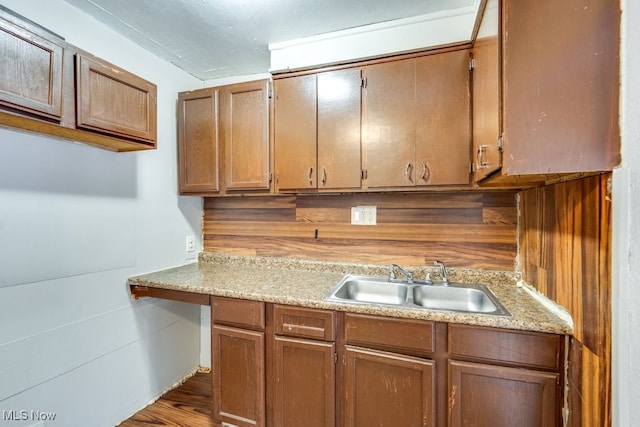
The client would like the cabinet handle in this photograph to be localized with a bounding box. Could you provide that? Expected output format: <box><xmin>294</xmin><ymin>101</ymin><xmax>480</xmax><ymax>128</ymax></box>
<box><xmin>476</xmin><ymin>145</ymin><xmax>489</xmax><ymax>169</ymax></box>
<box><xmin>420</xmin><ymin>162</ymin><xmax>430</xmax><ymax>182</ymax></box>
<box><xmin>308</xmin><ymin>167</ymin><xmax>314</xmax><ymax>186</ymax></box>
<box><xmin>405</xmin><ymin>163</ymin><xmax>413</xmax><ymax>183</ymax></box>
<box><xmin>321</xmin><ymin>168</ymin><xmax>327</xmax><ymax>186</ymax></box>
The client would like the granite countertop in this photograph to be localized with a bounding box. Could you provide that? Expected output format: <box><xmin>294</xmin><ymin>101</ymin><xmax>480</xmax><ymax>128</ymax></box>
<box><xmin>127</xmin><ymin>253</ymin><xmax>574</xmax><ymax>335</ymax></box>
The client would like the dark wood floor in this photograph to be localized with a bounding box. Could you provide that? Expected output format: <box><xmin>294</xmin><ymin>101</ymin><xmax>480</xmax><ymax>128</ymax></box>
<box><xmin>119</xmin><ymin>372</ymin><xmax>215</xmax><ymax>426</ymax></box>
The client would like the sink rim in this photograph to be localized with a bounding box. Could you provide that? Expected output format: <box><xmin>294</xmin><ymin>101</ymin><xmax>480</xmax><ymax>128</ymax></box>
<box><xmin>323</xmin><ymin>274</ymin><xmax>511</xmax><ymax>316</ymax></box>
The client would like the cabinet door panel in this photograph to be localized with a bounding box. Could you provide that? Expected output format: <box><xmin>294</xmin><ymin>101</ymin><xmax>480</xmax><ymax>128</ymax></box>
<box><xmin>449</xmin><ymin>360</ymin><xmax>559</xmax><ymax>427</ymax></box>
<box><xmin>343</xmin><ymin>346</ymin><xmax>435</xmax><ymax>427</ymax></box>
<box><xmin>221</xmin><ymin>80</ymin><xmax>270</xmax><ymax>190</ymax></box>
<box><xmin>274</xmin><ymin>75</ymin><xmax>317</xmax><ymax>190</ymax></box>
<box><xmin>0</xmin><ymin>15</ymin><xmax>63</xmax><ymax>119</ymax></box>
<box><xmin>363</xmin><ymin>60</ymin><xmax>416</xmax><ymax>188</ymax></box>
<box><xmin>178</xmin><ymin>89</ymin><xmax>219</xmax><ymax>193</ymax></box>
<box><xmin>274</xmin><ymin>337</ymin><xmax>335</xmax><ymax>427</ymax></box>
<box><xmin>212</xmin><ymin>325</ymin><xmax>265</xmax><ymax>427</ymax></box>
<box><xmin>318</xmin><ymin>69</ymin><xmax>362</xmax><ymax>189</ymax></box>
<box><xmin>416</xmin><ymin>50</ymin><xmax>470</xmax><ymax>186</ymax></box>
<box><xmin>76</xmin><ymin>54</ymin><xmax>157</xmax><ymax>143</ymax></box>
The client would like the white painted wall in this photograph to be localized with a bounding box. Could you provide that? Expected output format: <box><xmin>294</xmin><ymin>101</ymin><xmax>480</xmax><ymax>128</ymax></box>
<box><xmin>614</xmin><ymin>1</ymin><xmax>640</xmax><ymax>425</ymax></box>
<box><xmin>0</xmin><ymin>1</ymin><xmax>205</xmax><ymax>426</ymax></box>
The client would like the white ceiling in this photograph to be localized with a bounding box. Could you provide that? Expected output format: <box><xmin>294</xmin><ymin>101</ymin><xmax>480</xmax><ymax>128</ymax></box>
<box><xmin>61</xmin><ymin>0</ymin><xmax>477</xmax><ymax>81</ymax></box>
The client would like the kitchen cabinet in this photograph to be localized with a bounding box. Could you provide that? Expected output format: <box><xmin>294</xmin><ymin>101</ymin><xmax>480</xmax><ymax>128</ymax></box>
<box><xmin>271</xmin><ymin>305</ymin><xmax>336</xmax><ymax>427</ymax></box>
<box><xmin>447</xmin><ymin>324</ymin><xmax>562</xmax><ymax>427</ymax></box>
<box><xmin>220</xmin><ymin>80</ymin><xmax>271</xmax><ymax>191</ymax></box>
<box><xmin>342</xmin><ymin>314</ymin><xmax>436</xmax><ymax>427</ymax></box>
<box><xmin>472</xmin><ymin>0</ymin><xmax>620</xmax><ymax>185</ymax></box>
<box><xmin>178</xmin><ymin>88</ymin><xmax>220</xmax><ymax>194</ymax></box>
<box><xmin>178</xmin><ymin>79</ymin><xmax>271</xmax><ymax>195</ymax></box>
<box><xmin>75</xmin><ymin>53</ymin><xmax>157</xmax><ymax>143</ymax></box>
<box><xmin>363</xmin><ymin>49</ymin><xmax>471</xmax><ymax>188</ymax></box>
<box><xmin>274</xmin><ymin>68</ymin><xmax>361</xmax><ymax>192</ymax></box>
<box><xmin>211</xmin><ymin>297</ymin><xmax>265</xmax><ymax>427</ymax></box>
<box><xmin>0</xmin><ymin>7</ymin><xmax>157</xmax><ymax>151</ymax></box>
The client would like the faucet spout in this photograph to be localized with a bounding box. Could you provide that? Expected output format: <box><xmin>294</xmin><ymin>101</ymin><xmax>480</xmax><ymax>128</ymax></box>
<box><xmin>434</xmin><ymin>260</ymin><xmax>449</xmax><ymax>286</ymax></box>
<box><xmin>389</xmin><ymin>264</ymin><xmax>414</xmax><ymax>284</ymax></box>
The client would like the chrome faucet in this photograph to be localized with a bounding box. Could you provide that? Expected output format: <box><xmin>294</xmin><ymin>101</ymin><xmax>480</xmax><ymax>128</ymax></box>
<box><xmin>389</xmin><ymin>264</ymin><xmax>414</xmax><ymax>284</ymax></box>
<box><xmin>434</xmin><ymin>260</ymin><xmax>449</xmax><ymax>286</ymax></box>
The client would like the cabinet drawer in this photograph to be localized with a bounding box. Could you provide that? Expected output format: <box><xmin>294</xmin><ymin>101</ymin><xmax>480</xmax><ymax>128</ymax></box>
<box><xmin>212</xmin><ymin>296</ymin><xmax>265</xmax><ymax>330</ymax></box>
<box><xmin>344</xmin><ymin>313</ymin><xmax>435</xmax><ymax>356</ymax></box>
<box><xmin>273</xmin><ymin>305</ymin><xmax>335</xmax><ymax>341</ymax></box>
<box><xmin>448</xmin><ymin>324</ymin><xmax>562</xmax><ymax>370</ymax></box>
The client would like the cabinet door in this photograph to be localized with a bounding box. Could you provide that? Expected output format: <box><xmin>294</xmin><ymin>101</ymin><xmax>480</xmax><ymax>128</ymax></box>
<box><xmin>343</xmin><ymin>346</ymin><xmax>435</xmax><ymax>427</ymax></box>
<box><xmin>317</xmin><ymin>69</ymin><xmax>362</xmax><ymax>189</ymax></box>
<box><xmin>76</xmin><ymin>54</ymin><xmax>157</xmax><ymax>143</ymax></box>
<box><xmin>415</xmin><ymin>50</ymin><xmax>470</xmax><ymax>186</ymax></box>
<box><xmin>0</xmin><ymin>13</ymin><xmax>63</xmax><ymax>120</ymax></box>
<box><xmin>177</xmin><ymin>88</ymin><xmax>219</xmax><ymax>193</ymax></box>
<box><xmin>212</xmin><ymin>325</ymin><xmax>265</xmax><ymax>427</ymax></box>
<box><xmin>220</xmin><ymin>80</ymin><xmax>271</xmax><ymax>191</ymax></box>
<box><xmin>449</xmin><ymin>360</ymin><xmax>559</xmax><ymax>427</ymax></box>
<box><xmin>273</xmin><ymin>337</ymin><xmax>335</xmax><ymax>427</ymax></box>
<box><xmin>363</xmin><ymin>59</ymin><xmax>416</xmax><ymax>188</ymax></box>
<box><xmin>501</xmin><ymin>0</ymin><xmax>620</xmax><ymax>174</ymax></box>
<box><xmin>274</xmin><ymin>75</ymin><xmax>317</xmax><ymax>190</ymax></box>
<box><xmin>471</xmin><ymin>0</ymin><xmax>501</xmax><ymax>181</ymax></box>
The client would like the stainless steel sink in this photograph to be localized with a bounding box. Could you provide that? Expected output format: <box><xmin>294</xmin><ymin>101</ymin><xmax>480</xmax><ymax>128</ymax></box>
<box><xmin>324</xmin><ymin>274</ymin><xmax>510</xmax><ymax>316</ymax></box>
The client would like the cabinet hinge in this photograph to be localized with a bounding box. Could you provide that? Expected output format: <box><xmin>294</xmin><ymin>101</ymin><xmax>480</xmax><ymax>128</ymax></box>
<box><xmin>470</xmin><ymin>162</ymin><xmax>474</xmax><ymax>174</ymax></box>
<box><xmin>361</xmin><ymin>169</ymin><xmax>368</xmax><ymax>181</ymax></box>
<box><xmin>268</xmin><ymin>81</ymin><xmax>273</xmax><ymax>99</ymax></box>
<box><xmin>269</xmin><ymin>172</ymin><xmax>273</xmax><ymax>184</ymax></box>
<box><xmin>334</xmin><ymin>353</ymin><xmax>338</xmax><ymax>364</ymax></box>
<box><xmin>361</xmin><ymin>77</ymin><xmax>367</xmax><ymax>89</ymax></box>
<box><xmin>497</xmin><ymin>134</ymin><xmax>504</xmax><ymax>150</ymax></box>
<box><xmin>469</xmin><ymin>58</ymin><xmax>475</xmax><ymax>70</ymax></box>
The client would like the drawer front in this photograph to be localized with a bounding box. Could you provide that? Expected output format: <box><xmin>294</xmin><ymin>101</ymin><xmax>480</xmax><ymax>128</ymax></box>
<box><xmin>212</xmin><ymin>296</ymin><xmax>265</xmax><ymax>330</ymax></box>
<box><xmin>448</xmin><ymin>324</ymin><xmax>562</xmax><ymax>370</ymax></box>
<box><xmin>344</xmin><ymin>313</ymin><xmax>435</xmax><ymax>356</ymax></box>
<box><xmin>273</xmin><ymin>305</ymin><xmax>335</xmax><ymax>341</ymax></box>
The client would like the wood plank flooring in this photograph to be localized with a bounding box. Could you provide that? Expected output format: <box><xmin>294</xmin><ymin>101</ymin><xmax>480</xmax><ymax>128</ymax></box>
<box><xmin>119</xmin><ymin>372</ymin><xmax>216</xmax><ymax>427</ymax></box>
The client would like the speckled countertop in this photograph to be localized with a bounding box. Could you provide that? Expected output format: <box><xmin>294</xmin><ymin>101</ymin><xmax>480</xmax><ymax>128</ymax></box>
<box><xmin>127</xmin><ymin>252</ymin><xmax>574</xmax><ymax>335</ymax></box>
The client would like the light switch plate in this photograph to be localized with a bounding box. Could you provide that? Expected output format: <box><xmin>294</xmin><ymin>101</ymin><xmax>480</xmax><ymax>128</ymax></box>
<box><xmin>351</xmin><ymin>206</ymin><xmax>377</xmax><ymax>225</ymax></box>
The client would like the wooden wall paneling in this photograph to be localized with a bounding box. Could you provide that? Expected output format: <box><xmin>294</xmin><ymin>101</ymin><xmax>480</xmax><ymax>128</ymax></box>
<box><xmin>519</xmin><ymin>174</ymin><xmax>612</xmax><ymax>427</ymax></box>
<box><xmin>203</xmin><ymin>192</ymin><xmax>517</xmax><ymax>270</ymax></box>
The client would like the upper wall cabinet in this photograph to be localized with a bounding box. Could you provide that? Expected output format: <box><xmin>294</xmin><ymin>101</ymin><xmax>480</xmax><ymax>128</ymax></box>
<box><xmin>0</xmin><ymin>7</ymin><xmax>157</xmax><ymax>152</ymax></box>
<box><xmin>76</xmin><ymin>54</ymin><xmax>157</xmax><ymax>143</ymax></box>
<box><xmin>363</xmin><ymin>49</ymin><xmax>471</xmax><ymax>189</ymax></box>
<box><xmin>274</xmin><ymin>68</ymin><xmax>362</xmax><ymax>192</ymax></box>
<box><xmin>178</xmin><ymin>79</ymin><xmax>272</xmax><ymax>196</ymax></box>
<box><xmin>472</xmin><ymin>0</ymin><xmax>620</xmax><ymax>185</ymax></box>
<box><xmin>0</xmin><ymin>11</ymin><xmax>63</xmax><ymax>120</ymax></box>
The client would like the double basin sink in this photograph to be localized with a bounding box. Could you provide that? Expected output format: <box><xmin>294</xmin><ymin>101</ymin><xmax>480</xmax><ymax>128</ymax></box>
<box><xmin>324</xmin><ymin>275</ymin><xmax>510</xmax><ymax>316</ymax></box>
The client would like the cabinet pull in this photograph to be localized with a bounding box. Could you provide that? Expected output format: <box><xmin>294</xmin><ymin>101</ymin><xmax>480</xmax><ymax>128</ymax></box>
<box><xmin>405</xmin><ymin>163</ymin><xmax>413</xmax><ymax>183</ymax></box>
<box><xmin>321</xmin><ymin>168</ymin><xmax>327</xmax><ymax>186</ymax></box>
<box><xmin>476</xmin><ymin>145</ymin><xmax>489</xmax><ymax>169</ymax></box>
<box><xmin>420</xmin><ymin>162</ymin><xmax>430</xmax><ymax>182</ymax></box>
<box><xmin>308</xmin><ymin>167</ymin><xmax>314</xmax><ymax>186</ymax></box>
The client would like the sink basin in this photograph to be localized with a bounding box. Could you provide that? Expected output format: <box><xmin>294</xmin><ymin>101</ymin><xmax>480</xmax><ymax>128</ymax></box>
<box><xmin>324</xmin><ymin>275</ymin><xmax>510</xmax><ymax>316</ymax></box>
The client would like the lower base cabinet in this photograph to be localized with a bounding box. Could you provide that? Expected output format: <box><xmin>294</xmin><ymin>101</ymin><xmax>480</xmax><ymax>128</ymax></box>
<box><xmin>210</xmin><ymin>299</ymin><xmax>564</xmax><ymax>427</ymax></box>
<box><xmin>343</xmin><ymin>346</ymin><xmax>435</xmax><ymax>427</ymax></box>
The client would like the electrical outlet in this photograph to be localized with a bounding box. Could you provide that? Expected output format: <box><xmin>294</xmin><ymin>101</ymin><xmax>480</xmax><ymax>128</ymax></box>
<box><xmin>351</xmin><ymin>206</ymin><xmax>377</xmax><ymax>225</ymax></box>
<box><xmin>186</xmin><ymin>235</ymin><xmax>195</xmax><ymax>252</ymax></box>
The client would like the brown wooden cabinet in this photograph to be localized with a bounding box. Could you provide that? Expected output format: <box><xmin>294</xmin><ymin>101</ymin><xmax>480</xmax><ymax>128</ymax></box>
<box><xmin>0</xmin><ymin>7</ymin><xmax>157</xmax><ymax>151</ymax></box>
<box><xmin>211</xmin><ymin>297</ymin><xmax>266</xmax><ymax>427</ymax></box>
<box><xmin>274</xmin><ymin>68</ymin><xmax>362</xmax><ymax>192</ymax></box>
<box><xmin>76</xmin><ymin>53</ymin><xmax>157</xmax><ymax>143</ymax></box>
<box><xmin>472</xmin><ymin>0</ymin><xmax>620</xmax><ymax>185</ymax></box>
<box><xmin>178</xmin><ymin>79</ymin><xmax>271</xmax><ymax>195</ymax></box>
<box><xmin>271</xmin><ymin>305</ymin><xmax>336</xmax><ymax>427</ymax></box>
<box><xmin>178</xmin><ymin>88</ymin><xmax>220</xmax><ymax>194</ymax></box>
<box><xmin>363</xmin><ymin>49</ymin><xmax>471</xmax><ymax>189</ymax></box>
<box><xmin>220</xmin><ymin>80</ymin><xmax>271</xmax><ymax>191</ymax></box>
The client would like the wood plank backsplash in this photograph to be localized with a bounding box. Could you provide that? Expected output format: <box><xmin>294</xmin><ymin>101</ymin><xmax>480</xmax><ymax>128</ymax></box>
<box><xmin>519</xmin><ymin>173</ymin><xmax>612</xmax><ymax>427</ymax></box>
<box><xmin>203</xmin><ymin>192</ymin><xmax>517</xmax><ymax>270</ymax></box>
